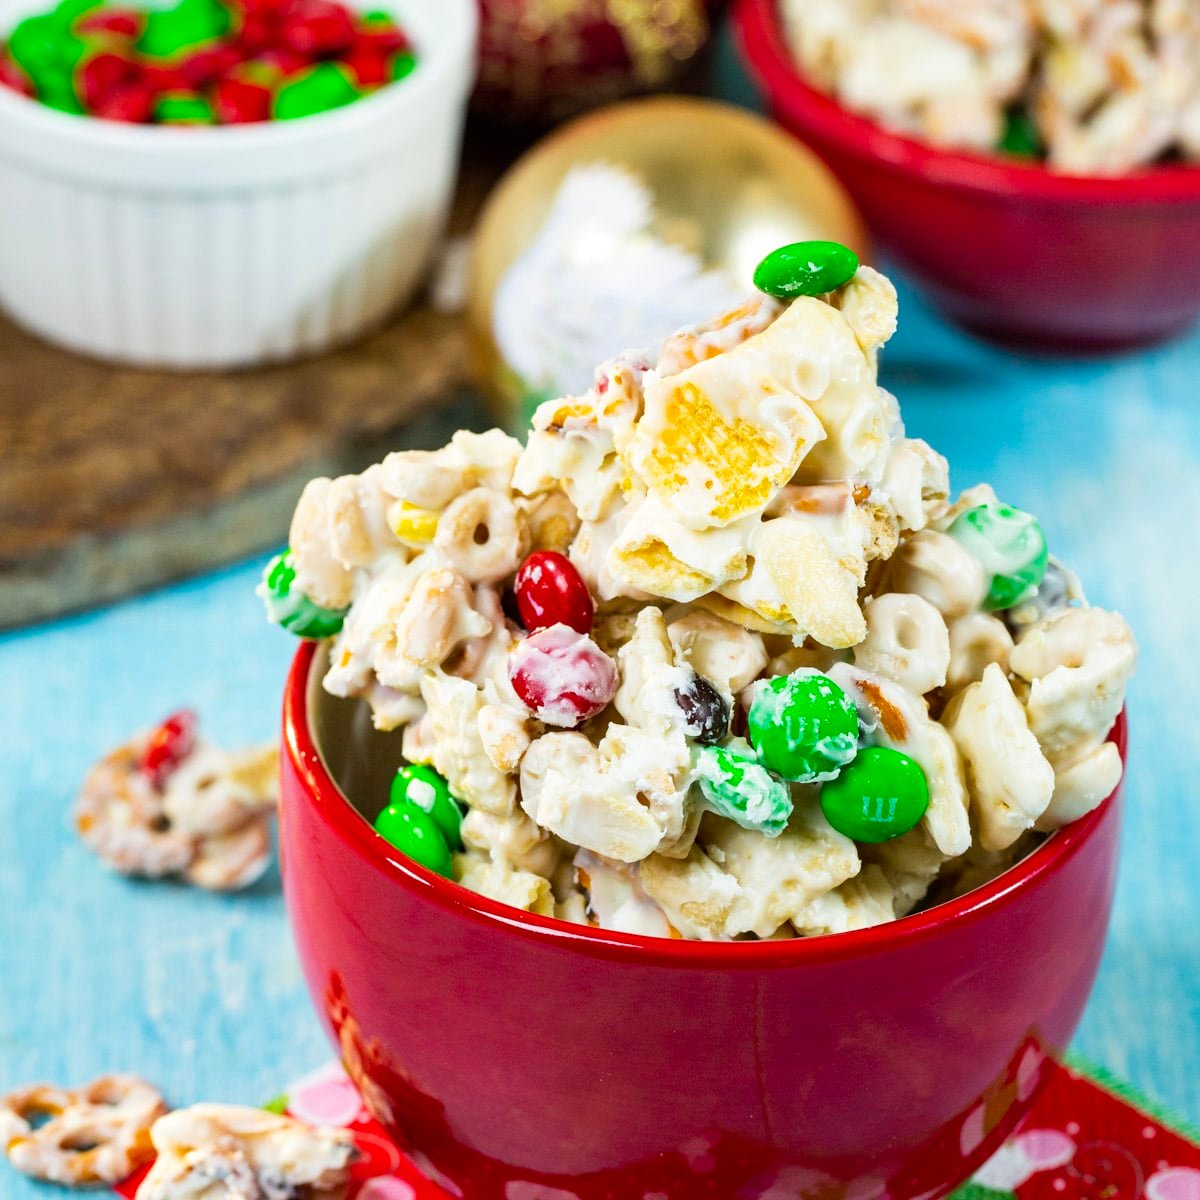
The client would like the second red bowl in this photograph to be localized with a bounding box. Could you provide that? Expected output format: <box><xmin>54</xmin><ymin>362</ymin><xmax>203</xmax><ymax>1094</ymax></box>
<box><xmin>735</xmin><ymin>0</ymin><xmax>1200</xmax><ymax>351</ymax></box>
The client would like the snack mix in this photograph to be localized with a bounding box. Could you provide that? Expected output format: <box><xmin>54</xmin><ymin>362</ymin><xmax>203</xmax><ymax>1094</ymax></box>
<box><xmin>75</xmin><ymin>710</ymin><xmax>278</xmax><ymax>891</ymax></box>
<box><xmin>0</xmin><ymin>1074</ymin><xmax>357</xmax><ymax>1197</ymax></box>
<box><xmin>780</xmin><ymin>0</ymin><xmax>1200</xmax><ymax>174</ymax></box>
<box><xmin>0</xmin><ymin>0</ymin><xmax>415</xmax><ymax>123</ymax></box>
<box><xmin>262</xmin><ymin>240</ymin><xmax>1137</xmax><ymax>942</ymax></box>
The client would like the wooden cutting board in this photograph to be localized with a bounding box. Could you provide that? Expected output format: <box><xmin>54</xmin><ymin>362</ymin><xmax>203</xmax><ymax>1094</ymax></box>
<box><xmin>0</xmin><ymin>129</ymin><xmax>523</xmax><ymax>632</ymax></box>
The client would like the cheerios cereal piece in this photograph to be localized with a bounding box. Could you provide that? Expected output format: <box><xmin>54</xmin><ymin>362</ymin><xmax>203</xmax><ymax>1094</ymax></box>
<box><xmin>435</xmin><ymin>487</ymin><xmax>529</xmax><ymax>584</ymax></box>
<box><xmin>853</xmin><ymin>592</ymin><xmax>950</xmax><ymax>695</ymax></box>
<box><xmin>945</xmin><ymin>611</ymin><xmax>1014</xmax><ymax>693</ymax></box>
<box><xmin>1037</xmin><ymin>741</ymin><xmax>1124</xmax><ymax>829</ymax></box>
<box><xmin>886</xmin><ymin>529</ymin><xmax>988</xmax><ymax>619</ymax></box>
<box><xmin>527</xmin><ymin>490</ymin><xmax>581</xmax><ymax>554</ymax></box>
<box><xmin>1009</xmin><ymin>606</ymin><xmax>1136</xmax><ymax>759</ymax></box>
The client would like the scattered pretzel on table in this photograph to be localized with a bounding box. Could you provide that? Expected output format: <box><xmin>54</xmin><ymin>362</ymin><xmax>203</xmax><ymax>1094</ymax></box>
<box><xmin>74</xmin><ymin>710</ymin><xmax>278</xmax><ymax>892</ymax></box>
<box><xmin>0</xmin><ymin>1074</ymin><xmax>166</xmax><ymax>1187</ymax></box>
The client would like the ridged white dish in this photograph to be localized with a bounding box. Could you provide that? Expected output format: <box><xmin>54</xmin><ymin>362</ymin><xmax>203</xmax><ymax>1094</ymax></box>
<box><xmin>0</xmin><ymin>0</ymin><xmax>476</xmax><ymax>367</ymax></box>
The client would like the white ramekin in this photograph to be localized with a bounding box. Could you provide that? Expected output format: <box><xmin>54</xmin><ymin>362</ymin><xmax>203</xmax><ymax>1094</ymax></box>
<box><xmin>0</xmin><ymin>0</ymin><xmax>476</xmax><ymax>368</ymax></box>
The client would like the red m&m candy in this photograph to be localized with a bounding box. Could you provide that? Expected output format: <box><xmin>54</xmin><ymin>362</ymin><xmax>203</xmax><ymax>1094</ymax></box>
<box><xmin>213</xmin><ymin>70</ymin><xmax>270</xmax><ymax>121</ymax></box>
<box><xmin>508</xmin><ymin>625</ymin><xmax>616</xmax><ymax>728</ymax></box>
<box><xmin>514</xmin><ymin>551</ymin><xmax>593</xmax><ymax>635</ymax></box>
<box><xmin>93</xmin><ymin>79</ymin><xmax>154</xmax><ymax>120</ymax></box>
<box><xmin>0</xmin><ymin>55</ymin><xmax>35</xmax><ymax>95</ymax></box>
<box><xmin>77</xmin><ymin>49</ymin><xmax>139</xmax><ymax>109</ymax></box>
<box><xmin>139</xmin><ymin>709</ymin><xmax>198</xmax><ymax>789</ymax></box>
<box><xmin>343</xmin><ymin>42</ymin><xmax>386</xmax><ymax>86</ymax></box>
<box><xmin>281</xmin><ymin>0</ymin><xmax>354</xmax><ymax>57</ymax></box>
<box><xmin>77</xmin><ymin>7</ymin><xmax>143</xmax><ymax>36</ymax></box>
<box><xmin>177</xmin><ymin>43</ymin><xmax>240</xmax><ymax>87</ymax></box>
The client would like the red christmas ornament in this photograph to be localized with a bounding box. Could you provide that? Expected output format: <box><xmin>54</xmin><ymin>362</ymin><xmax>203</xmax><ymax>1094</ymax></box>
<box><xmin>473</xmin><ymin>0</ymin><xmax>723</xmax><ymax>123</ymax></box>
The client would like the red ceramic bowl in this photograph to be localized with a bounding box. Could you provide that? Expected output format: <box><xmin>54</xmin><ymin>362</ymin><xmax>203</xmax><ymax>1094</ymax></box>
<box><xmin>281</xmin><ymin>640</ymin><xmax>1126</xmax><ymax>1200</ymax></box>
<box><xmin>734</xmin><ymin>0</ymin><xmax>1200</xmax><ymax>351</ymax></box>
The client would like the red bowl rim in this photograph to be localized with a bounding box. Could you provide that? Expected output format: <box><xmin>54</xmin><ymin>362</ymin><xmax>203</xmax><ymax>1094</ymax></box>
<box><xmin>284</xmin><ymin>639</ymin><xmax>1125</xmax><ymax>967</ymax></box>
<box><xmin>734</xmin><ymin>0</ymin><xmax>1200</xmax><ymax>206</ymax></box>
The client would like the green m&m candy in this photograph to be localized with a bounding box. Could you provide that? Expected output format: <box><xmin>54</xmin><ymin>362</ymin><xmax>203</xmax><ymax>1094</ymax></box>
<box><xmin>819</xmin><ymin>746</ymin><xmax>929</xmax><ymax>843</ymax></box>
<box><xmin>374</xmin><ymin>800</ymin><xmax>453</xmax><ymax>877</ymax></box>
<box><xmin>154</xmin><ymin>91</ymin><xmax>216</xmax><ymax>124</ymax></box>
<box><xmin>752</xmin><ymin>240</ymin><xmax>859</xmax><ymax>301</ymax></box>
<box><xmin>7</xmin><ymin>15</ymin><xmax>66</xmax><ymax>78</ymax></box>
<box><xmin>273</xmin><ymin>62</ymin><xmax>360</xmax><ymax>120</ymax></box>
<box><xmin>138</xmin><ymin>0</ymin><xmax>229</xmax><ymax>58</ymax></box>
<box><xmin>52</xmin><ymin>0</ymin><xmax>101</xmax><ymax>27</ymax></box>
<box><xmin>947</xmin><ymin>502</ymin><xmax>1048</xmax><ymax>611</ymax></box>
<box><xmin>998</xmin><ymin>105</ymin><xmax>1042</xmax><ymax>158</ymax></box>
<box><xmin>694</xmin><ymin>740</ymin><xmax>793</xmax><ymax>837</ymax></box>
<box><xmin>747</xmin><ymin>671</ymin><xmax>860</xmax><ymax>783</ymax></box>
<box><xmin>389</xmin><ymin>49</ymin><xmax>415</xmax><ymax>82</ymax></box>
<box><xmin>259</xmin><ymin>549</ymin><xmax>349</xmax><ymax>639</ymax></box>
<box><xmin>41</xmin><ymin>85</ymin><xmax>86</xmax><ymax>113</ymax></box>
<box><xmin>8</xmin><ymin>17</ymin><xmax>86</xmax><ymax>97</ymax></box>
<box><xmin>390</xmin><ymin>763</ymin><xmax>462</xmax><ymax>851</ymax></box>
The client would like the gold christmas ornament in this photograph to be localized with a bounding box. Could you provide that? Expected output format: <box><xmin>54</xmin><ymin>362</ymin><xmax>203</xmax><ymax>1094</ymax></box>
<box><xmin>469</xmin><ymin>96</ymin><xmax>870</xmax><ymax>430</ymax></box>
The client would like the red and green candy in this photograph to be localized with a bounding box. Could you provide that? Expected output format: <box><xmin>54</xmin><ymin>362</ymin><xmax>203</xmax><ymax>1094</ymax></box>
<box><xmin>0</xmin><ymin>0</ymin><xmax>417</xmax><ymax>122</ymax></box>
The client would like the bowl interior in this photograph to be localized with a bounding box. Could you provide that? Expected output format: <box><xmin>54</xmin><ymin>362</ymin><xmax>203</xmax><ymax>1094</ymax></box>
<box><xmin>308</xmin><ymin>646</ymin><xmax>405</xmax><ymax>829</ymax></box>
<box><xmin>299</xmin><ymin>642</ymin><xmax>1126</xmax><ymax>955</ymax></box>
